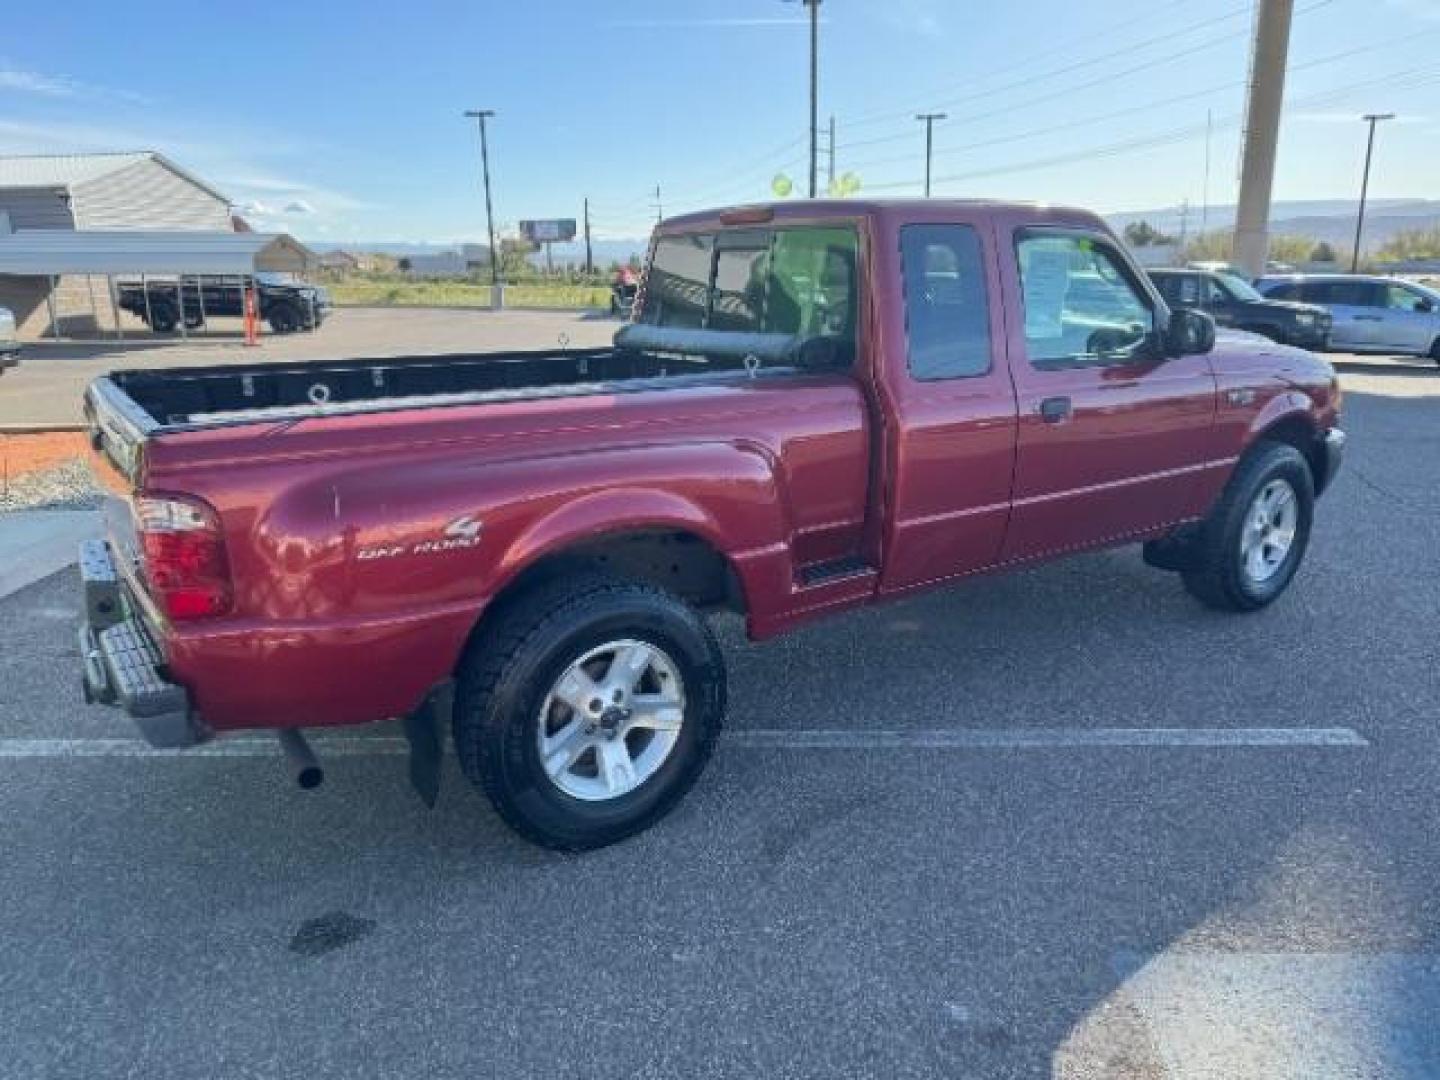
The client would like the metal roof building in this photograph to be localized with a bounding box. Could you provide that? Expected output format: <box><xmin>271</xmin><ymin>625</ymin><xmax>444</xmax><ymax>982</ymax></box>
<box><xmin>0</xmin><ymin>151</ymin><xmax>258</xmax><ymax>339</ymax></box>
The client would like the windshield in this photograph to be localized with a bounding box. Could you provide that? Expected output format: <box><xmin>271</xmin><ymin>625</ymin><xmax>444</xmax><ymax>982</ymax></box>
<box><xmin>1217</xmin><ymin>272</ymin><xmax>1264</xmax><ymax>302</ymax></box>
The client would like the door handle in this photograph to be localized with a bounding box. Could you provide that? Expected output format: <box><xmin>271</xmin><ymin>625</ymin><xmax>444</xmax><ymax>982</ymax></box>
<box><xmin>1039</xmin><ymin>396</ymin><xmax>1072</xmax><ymax>424</ymax></box>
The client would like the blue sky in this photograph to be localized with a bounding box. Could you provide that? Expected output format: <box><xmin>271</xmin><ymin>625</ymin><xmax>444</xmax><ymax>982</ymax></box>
<box><xmin>1</xmin><ymin>0</ymin><xmax>1437</xmax><ymax>244</ymax></box>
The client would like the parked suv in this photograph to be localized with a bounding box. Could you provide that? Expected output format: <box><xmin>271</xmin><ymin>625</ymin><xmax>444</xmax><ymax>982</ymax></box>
<box><xmin>118</xmin><ymin>273</ymin><xmax>330</xmax><ymax>335</ymax></box>
<box><xmin>1149</xmin><ymin>268</ymin><xmax>1331</xmax><ymax>349</ymax></box>
<box><xmin>0</xmin><ymin>305</ymin><xmax>18</xmax><ymax>375</ymax></box>
<box><xmin>1255</xmin><ymin>274</ymin><xmax>1440</xmax><ymax>363</ymax></box>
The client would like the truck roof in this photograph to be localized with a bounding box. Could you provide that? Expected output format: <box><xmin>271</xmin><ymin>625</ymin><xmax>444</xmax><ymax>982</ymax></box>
<box><xmin>657</xmin><ymin>197</ymin><xmax>1106</xmax><ymax>234</ymax></box>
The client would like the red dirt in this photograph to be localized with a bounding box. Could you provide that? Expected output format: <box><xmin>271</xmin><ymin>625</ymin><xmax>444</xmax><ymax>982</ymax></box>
<box><xmin>1</xmin><ymin>432</ymin><xmax>88</xmax><ymax>480</ymax></box>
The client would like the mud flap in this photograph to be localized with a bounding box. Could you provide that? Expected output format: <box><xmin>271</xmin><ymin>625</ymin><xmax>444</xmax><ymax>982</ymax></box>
<box><xmin>404</xmin><ymin>682</ymin><xmax>452</xmax><ymax>808</ymax></box>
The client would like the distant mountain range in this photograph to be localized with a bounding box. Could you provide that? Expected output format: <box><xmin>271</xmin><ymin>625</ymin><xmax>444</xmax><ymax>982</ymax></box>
<box><xmin>1106</xmin><ymin>199</ymin><xmax>1440</xmax><ymax>251</ymax></box>
<box><xmin>306</xmin><ymin>198</ymin><xmax>1440</xmax><ymax>262</ymax></box>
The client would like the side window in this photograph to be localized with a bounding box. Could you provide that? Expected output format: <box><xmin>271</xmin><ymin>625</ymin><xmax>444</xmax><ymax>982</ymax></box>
<box><xmin>1152</xmin><ymin>275</ymin><xmax>1183</xmax><ymax>304</ymax></box>
<box><xmin>710</xmin><ymin>232</ymin><xmax>770</xmax><ymax>332</ymax></box>
<box><xmin>1383</xmin><ymin>284</ymin><xmax>1427</xmax><ymax>312</ymax></box>
<box><xmin>1264</xmin><ymin>282</ymin><xmax>1300</xmax><ymax>300</ymax></box>
<box><xmin>642</xmin><ymin>234</ymin><xmax>713</xmax><ymax>328</ymax></box>
<box><xmin>1327</xmin><ymin>281</ymin><xmax>1382</xmax><ymax>307</ymax></box>
<box><xmin>1173</xmin><ymin>274</ymin><xmax>1202</xmax><ymax>305</ymax></box>
<box><xmin>1203</xmin><ymin>277</ymin><xmax>1230</xmax><ymax>304</ymax></box>
<box><xmin>1016</xmin><ymin>232</ymin><xmax>1154</xmax><ymax>367</ymax></box>
<box><xmin>764</xmin><ymin>227</ymin><xmax>857</xmax><ymax>345</ymax></box>
<box><xmin>899</xmin><ymin>223</ymin><xmax>991</xmax><ymax>380</ymax></box>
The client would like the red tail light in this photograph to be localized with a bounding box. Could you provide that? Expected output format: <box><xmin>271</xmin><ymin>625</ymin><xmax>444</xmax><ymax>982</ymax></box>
<box><xmin>135</xmin><ymin>492</ymin><xmax>233</xmax><ymax>620</ymax></box>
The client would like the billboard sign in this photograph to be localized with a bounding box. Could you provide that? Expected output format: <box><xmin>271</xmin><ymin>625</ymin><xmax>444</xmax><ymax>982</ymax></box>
<box><xmin>519</xmin><ymin>219</ymin><xmax>577</xmax><ymax>243</ymax></box>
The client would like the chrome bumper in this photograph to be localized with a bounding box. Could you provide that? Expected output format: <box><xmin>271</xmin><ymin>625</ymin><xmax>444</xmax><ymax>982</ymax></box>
<box><xmin>1321</xmin><ymin>427</ymin><xmax>1346</xmax><ymax>495</ymax></box>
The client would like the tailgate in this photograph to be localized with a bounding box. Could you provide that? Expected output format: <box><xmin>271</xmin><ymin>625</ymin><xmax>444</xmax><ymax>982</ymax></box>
<box><xmin>83</xmin><ymin>378</ymin><xmax>154</xmax><ymax>611</ymax></box>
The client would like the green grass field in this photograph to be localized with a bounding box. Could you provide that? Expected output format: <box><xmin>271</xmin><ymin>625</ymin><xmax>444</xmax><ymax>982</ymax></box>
<box><xmin>330</xmin><ymin>280</ymin><xmax>609</xmax><ymax>310</ymax></box>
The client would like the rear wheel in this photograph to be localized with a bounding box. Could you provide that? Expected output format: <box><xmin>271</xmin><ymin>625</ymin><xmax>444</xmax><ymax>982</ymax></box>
<box><xmin>1181</xmin><ymin>441</ymin><xmax>1314</xmax><ymax>612</ymax></box>
<box><xmin>453</xmin><ymin>574</ymin><xmax>725</xmax><ymax>850</ymax></box>
<box><xmin>268</xmin><ymin>303</ymin><xmax>300</xmax><ymax>333</ymax></box>
<box><xmin>148</xmin><ymin>304</ymin><xmax>178</xmax><ymax>333</ymax></box>
<box><xmin>1429</xmin><ymin>336</ymin><xmax>1440</xmax><ymax>366</ymax></box>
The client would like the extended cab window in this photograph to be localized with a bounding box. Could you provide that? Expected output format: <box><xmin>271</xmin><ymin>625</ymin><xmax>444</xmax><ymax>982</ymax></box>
<box><xmin>1154</xmin><ymin>273</ymin><xmax>1200</xmax><ymax>306</ymax></box>
<box><xmin>900</xmin><ymin>224</ymin><xmax>991</xmax><ymax>380</ymax></box>
<box><xmin>642</xmin><ymin>225</ymin><xmax>858</xmax><ymax>353</ymax></box>
<box><xmin>643</xmin><ymin>234</ymin><xmax>713</xmax><ymax>328</ymax></box>
<box><xmin>1017</xmin><ymin>232</ymin><xmax>1153</xmax><ymax>366</ymax></box>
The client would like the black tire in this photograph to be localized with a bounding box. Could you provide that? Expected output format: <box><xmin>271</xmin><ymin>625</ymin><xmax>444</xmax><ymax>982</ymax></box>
<box><xmin>1181</xmin><ymin>441</ymin><xmax>1315</xmax><ymax>612</ymax></box>
<box><xmin>268</xmin><ymin>304</ymin><xmax>300</xmax><ymax>333</ymax></box>
<box><xmin>149</xmin><ymin>304</ymin><xmax>178</xmax><ymax>333</ymax></box>
<box><xmin>453</xmin><ymin>573</ymin><xmax>726</xmax><ymax>850</ymax></box>
<box><xmin>1429</xmin><ymin>336</ymin><xmax>1440</xmax><ymax>366</ymax></box>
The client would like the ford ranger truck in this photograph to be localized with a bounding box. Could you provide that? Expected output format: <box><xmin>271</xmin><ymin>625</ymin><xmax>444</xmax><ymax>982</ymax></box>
<box><xmin>78</xmin><ymin>199</ymin><xmax>1345</xmax><ymax>850</ymax></box>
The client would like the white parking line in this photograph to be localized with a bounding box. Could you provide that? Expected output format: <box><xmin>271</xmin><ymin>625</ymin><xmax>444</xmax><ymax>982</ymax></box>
<box><xmin>0</xmin><ymin>726</ymin><xmax>1368</xmax><ymax>759</ymax></box>
<box><xmin>730</xmin><ymin>727</ymin><xmax>1371</xmax><ymax>749</ymax></box>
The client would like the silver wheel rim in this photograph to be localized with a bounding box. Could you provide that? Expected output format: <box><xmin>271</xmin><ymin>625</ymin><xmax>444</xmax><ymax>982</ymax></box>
<box><xmin>1240</xmin><ymin>478</ymin><xmax>1299</xmax><ymax>584</ymax></box>
<box><xmin>536</xmin><ymin>639</ymin><xmax>685</xmax><ymax>802</ymax></box>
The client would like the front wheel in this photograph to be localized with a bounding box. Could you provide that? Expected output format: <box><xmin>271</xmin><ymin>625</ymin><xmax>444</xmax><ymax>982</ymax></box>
<box><xmin>1429</xmin><ymin>336</ymin><xmax>1440</xmax><ymax>367</ymax></box>
<box><xmin>453</xmin><ymin>574</ymin><xmax>725</xmax><ymax>850</ymax></box>
<box><xmin>1181</xmin><ymin>441</ymin><xmax>1315</xmax><ymax>611</ymax></box>
<box><xmin>268</xmin><ymin>304</ymin><xmax>300</xmax><ymax>333</ymax></box>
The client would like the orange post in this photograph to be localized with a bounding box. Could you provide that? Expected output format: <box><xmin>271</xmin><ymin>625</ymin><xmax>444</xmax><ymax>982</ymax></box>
<box><xmin>243</xmin><ymin>284</ymin><xmax>259</xmax><ymax>346</ymax></box>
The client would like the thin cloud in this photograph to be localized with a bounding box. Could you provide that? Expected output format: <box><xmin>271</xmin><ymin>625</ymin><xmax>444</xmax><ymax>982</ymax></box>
<box><xmin>0</xmin><ymin>62</ymin><xmax>150</xmax><ymax>104</ymax></box>
<box><xmin>607</xmin><ymin>17</ymin><xmax>825</xmax><ymax>28</ymax></box>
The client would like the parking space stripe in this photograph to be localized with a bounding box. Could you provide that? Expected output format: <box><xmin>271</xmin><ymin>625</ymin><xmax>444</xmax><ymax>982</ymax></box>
<box><xmin>0</xmin><ymin>726</ymin><xmax>1368</xmax><ymax>759</ymax></box>
<box><xmin>728</xmin><ymin>727</ymin><xmax>1370</xmax><ymax>749</ymax></box>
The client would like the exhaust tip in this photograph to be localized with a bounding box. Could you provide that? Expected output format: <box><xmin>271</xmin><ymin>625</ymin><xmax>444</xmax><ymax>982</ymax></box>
<box><xmin>277</xmin><ymin>728</ymin><xmax>324</xmax><ymax>790</ymax></box>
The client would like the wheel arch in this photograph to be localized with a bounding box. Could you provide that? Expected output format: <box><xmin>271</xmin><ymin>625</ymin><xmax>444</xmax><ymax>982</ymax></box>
<box><xmin>1250</xmin><ymin>403</ymin><xmax>1327</xmax><ymax>493</ymax></box>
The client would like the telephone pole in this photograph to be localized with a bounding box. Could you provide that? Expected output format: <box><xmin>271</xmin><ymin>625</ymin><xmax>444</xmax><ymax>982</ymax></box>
<box><xmin>916</xmin><ymin>112</ymin><xmax>946</xmax><ymax>197</ymax></box>
<box><xmin>804</xmin><ymin>0</ymin><xmax>821</xmax><ymax>197</ymax></box>
<box><xmin>1351</xmin><ymin>113</ymin><xmax>1395</xmax><ymax>272</ymax></box>
<box><xmin>828</xmin><ymin>114</ymin><xmax>836</xmax><ymax>192</ymax></box>
<box><xmin>463</xmin><ymin>109</ymin><xmax>499</xmax><ymax>286</ymax></box>
<box><xmin>651</xmin><ymin>184</ymin><xmax>663</xmax><ymax>223</ymax></box>
<box><xmin>583</xmin><ymin>197</ymin><xmax>594</xmax><ymax>275</ymax></box>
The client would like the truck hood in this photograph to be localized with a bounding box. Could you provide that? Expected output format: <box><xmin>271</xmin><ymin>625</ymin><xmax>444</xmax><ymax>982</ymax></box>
<box><xmin>1209</xmin><ymin>327</ymin><xmax>1335</xmax><ymax>388</ymax></box>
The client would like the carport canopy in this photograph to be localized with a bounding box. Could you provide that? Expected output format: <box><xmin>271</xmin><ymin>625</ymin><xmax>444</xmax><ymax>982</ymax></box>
<box><xmin>0</xmin><ymin>228</ymin><xmax>317</xmax><ymax>275</ymax></box>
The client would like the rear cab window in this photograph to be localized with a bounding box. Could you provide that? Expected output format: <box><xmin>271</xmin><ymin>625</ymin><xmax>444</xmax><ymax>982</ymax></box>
<box><xmin>1016</xmin><ymin>231</ymin><xmax>1155</xmax><ymax>367</ymax></box>
<box><xmin>899</xmin><ymin>223</ymin><xmax>991</xmax><ymax>380</ymax></box>
<box><xmin>641</xmin><ymin>223</ymin><xmax>858</xmax><ymax>360</ymax></box>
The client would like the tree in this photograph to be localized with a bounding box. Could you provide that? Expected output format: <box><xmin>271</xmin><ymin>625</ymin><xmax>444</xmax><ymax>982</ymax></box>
<box><xmin>1123</xmin><ymin>220</ymin><xmax>1174</xmax><ymax>248</ymax></box>
<box><xmin>1309</xmin><ymin>241</ymin><xmax>1338</xmax><ymax>264</ymax></box>
<box><xmin>1180</xmin><ymin>230</ymin><xmax>1233</xmax><ymax>263</ymax></box>
<box><xmin>397</xmin><ymin>257</ymin><xmax>412</xmax><ymax>273</ymax></box>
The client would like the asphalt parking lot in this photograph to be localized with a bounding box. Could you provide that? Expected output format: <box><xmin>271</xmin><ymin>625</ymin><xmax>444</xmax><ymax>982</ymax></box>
<box><xmin>0</xmin><ymin>349</ymin><xmax>1438</xmax><ymax>1077</ymax></box>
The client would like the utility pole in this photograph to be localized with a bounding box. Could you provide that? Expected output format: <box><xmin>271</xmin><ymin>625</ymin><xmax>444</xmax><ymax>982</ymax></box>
<box><xmin>805</xmin><ymin>0</ymin><xmax>821</xmax><ymax>197</ymax></box>
<box><xmin>1177</xmin><ymin>199</ymin><xmax>1191</xmax><ymax>258</ymax></box>
<box><xmin>1200</xmin><ymin>109</ymin><xmax>1213</xmax><ymax>238</ymax></box>
<box><xmin>828</xmin><ymin>114</ymin><xmax>836</xmax><ymax>192</ymax></box>
<box><xmin>651</xmin><ymin>184</ymin><xmax>663</xmax><ymax>223</ymax></box>
<box><xmin>463</xmin><ymin>109</ymin><xmax>499</xmax><ymax>286</ymax></box>
<box><xmin>916</xmin><ymin>112</ymin><xmax>946</xmax><ymax>197</ymax></box>
<box><xmin>1233</xmin><ymin>0</ymin><xmax>1294</xmax><ymax>278</ymax></box>
<box><xmin>583</xmin><ymin>198</ymin><xmax>593</xmax><ymax>275</ymax></box>
<box><xmin>1351</xmin><ymin>113</ymin><xmax>1395</xmax><ymax>272</ymax></box>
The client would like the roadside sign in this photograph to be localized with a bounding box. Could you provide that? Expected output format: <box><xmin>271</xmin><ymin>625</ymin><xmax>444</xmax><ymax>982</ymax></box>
<box><xmin>520</xmin><ymin>219</ymin><xmax>577</xmax><ymax>243</ymax></box>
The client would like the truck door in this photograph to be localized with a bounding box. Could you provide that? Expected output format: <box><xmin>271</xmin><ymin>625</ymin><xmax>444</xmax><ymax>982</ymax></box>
<box><xmin>878</xmin><ymin>217</ymin><xmax>1018</xmax><ymax>591</ymax></box>
<box><xmin>999</xmin><ymin>227</ymin><xmax>1218</xmax><ymax>563</ymax></box>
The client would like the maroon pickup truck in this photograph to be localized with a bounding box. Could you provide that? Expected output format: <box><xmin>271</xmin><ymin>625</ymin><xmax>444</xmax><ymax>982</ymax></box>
<box><xmin>79</xmin><ymin>199</ymin><xmax>1344</xmax><ymax>849</ymax></box>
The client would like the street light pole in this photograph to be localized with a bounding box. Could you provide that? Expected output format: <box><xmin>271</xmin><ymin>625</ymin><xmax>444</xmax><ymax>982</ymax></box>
<box><xmin>916</xmin><ymin>112</ymin><xmax>946</xmax><ymax>197</ymax></box>
<box><xmin>1351</xmin><ymin>112</ymin><xmax>1395</xmax><ymax>273</ymax></box>
<box><xmin>804</xmin><ymin>0</ymin><xmax>821</xmax><ymax>197</ymax></box>
<box><xmin>463</xmin><ymin>109</ymin><xmax>499</xmax><ymax>286</ymax></box>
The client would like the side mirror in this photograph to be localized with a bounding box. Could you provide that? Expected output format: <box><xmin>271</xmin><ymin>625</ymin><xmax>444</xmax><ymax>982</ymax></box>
<box><xmin>1416</xmin><ymin>298</ymin><xmax>1435</xmax><ymax>314</ymax></box>
<box><xmin>1165</xmin><ymin>308</ymin><xmax>1216</xmax><ymax>357</ymax></box>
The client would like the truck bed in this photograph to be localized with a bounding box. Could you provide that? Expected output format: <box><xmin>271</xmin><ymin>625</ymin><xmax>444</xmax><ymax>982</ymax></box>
<box><xmin>100</xmin><ymin>326</ymin><xmax>809</xmax><ymax>431</ymax></box>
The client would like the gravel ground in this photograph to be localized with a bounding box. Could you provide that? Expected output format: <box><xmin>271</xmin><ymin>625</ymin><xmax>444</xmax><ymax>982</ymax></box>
<box><xmin>0</xmin><ymin>457</ymin><xmax>100</xmax><ymax>512</ymax></box>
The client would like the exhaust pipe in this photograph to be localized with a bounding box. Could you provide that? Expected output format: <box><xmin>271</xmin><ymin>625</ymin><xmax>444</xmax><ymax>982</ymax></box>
<box><xmin>277</xmin><ymin>728</ymin><xmax>324</xmax><ymax>790</ymax></box>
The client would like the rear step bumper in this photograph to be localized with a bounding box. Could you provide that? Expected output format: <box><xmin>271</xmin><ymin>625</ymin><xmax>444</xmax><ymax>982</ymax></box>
<box><xmin>78</xmin><ymin>539</ymin><xmax>203</xmax><ymax>749</ymax></box>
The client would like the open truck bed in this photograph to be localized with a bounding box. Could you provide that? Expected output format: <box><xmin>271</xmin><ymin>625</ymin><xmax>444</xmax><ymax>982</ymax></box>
<box><xmin>94</xmin><ymin>326</ymin><xmax>811</xmax><ymax>433</ymax></box>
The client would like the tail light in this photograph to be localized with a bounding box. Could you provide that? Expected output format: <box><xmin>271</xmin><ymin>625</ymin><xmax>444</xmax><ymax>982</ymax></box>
<box><xmin>135</xmin><ymin>492</ymin><xmax>233</xmax><ymax>620</ymax></box>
